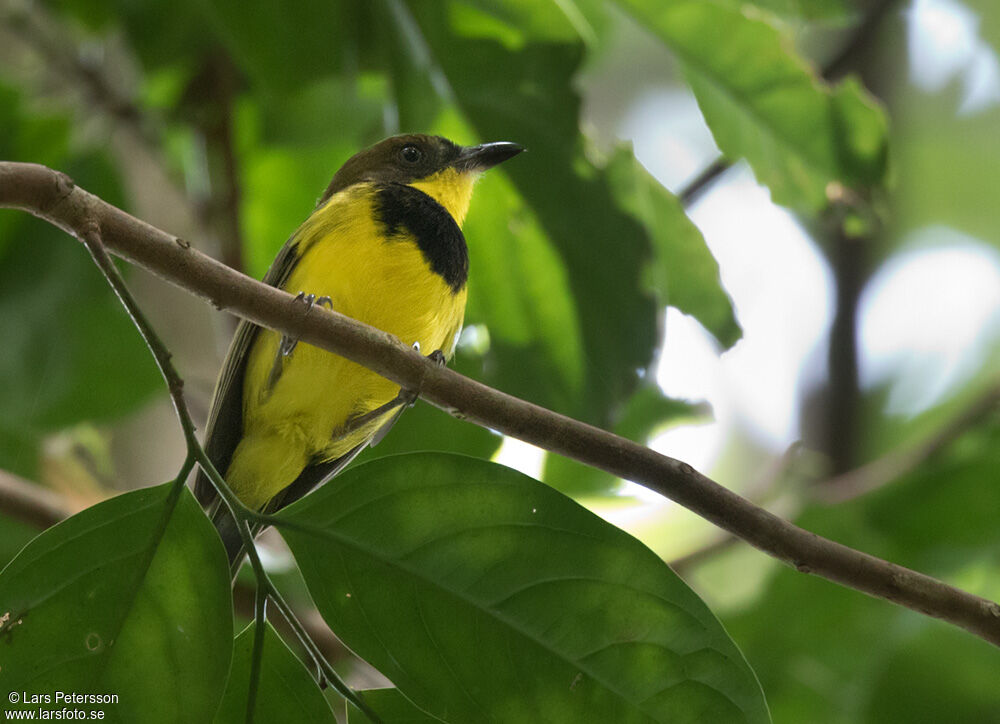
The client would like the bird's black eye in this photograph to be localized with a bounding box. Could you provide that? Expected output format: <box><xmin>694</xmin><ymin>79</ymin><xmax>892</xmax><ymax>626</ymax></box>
<box><xmin>400</xmin><ymin>144</ymin><xmax>423</xmax><ymax>164</ymax></box>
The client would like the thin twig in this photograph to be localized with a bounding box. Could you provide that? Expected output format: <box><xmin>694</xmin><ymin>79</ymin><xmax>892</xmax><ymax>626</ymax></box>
<box><xmin>670</xmin><ymin>379</ymin><xmax>1000</xmax><ymax>570</ymax></box>
<box><xmin>820</xmin><ymin>378</ymin><xmax>1000</xmax><ymax>503</ymax></box>
<box><xmin>3</xmin><ymin>162</ymin><xmax>998</xmax><ymax>647</ymax></box>
<box><xmin>194</xmin><ymin>445</ymin><xmax>379</xmax><ymax>719</ymax></box>
<box><xmin>669</xmin><ymin>533</ymin><xmax>741</xmax><ymax>574</ymax></box>
<box><xmin>246</xmin><ymin>588</ymin><xmax>267</xmax><ymax>724</ymax></box>
<box><xmin>0</xmin><ymin>470</ymin><xmax>73</xmax><ymax>528</ymax></box>
<box><xmin>677</xmin><ymin>158</ymin><xmax>730</xmax><ymax>207</ymax></box>
<box><xmin>232</xmin><ymin>579</ymin><xmax>349</xmax><ymax>664</ymax></box>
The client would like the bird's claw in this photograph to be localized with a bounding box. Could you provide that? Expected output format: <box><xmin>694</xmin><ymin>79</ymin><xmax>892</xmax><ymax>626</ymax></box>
<box><xmin>333</xmin><ymin>346</ymin><xmax>448</xmax><ymax>444</ymax></box>
<box><xmin>293</xmin><ymin>292</ymin><xmax>334</xmax><ymax>310</ymax></box>
<box><xmin>401</xmin><ymin>346</ymin><xmax>447</xmax><ymax>407</ymax></box>
<box><xmin>280</xmin><ymin>336</ymin><xmax>298</xmax><ymax>357</ymax></box>
<box><xmin>282</xmin><ymin>293</ymin><xmax>334</xmax><ymax>356</ymax></box>
<box><xmin>411</xmin><ymin>343</ymin><xmax>445</xmax><ymax>365</ymax></box>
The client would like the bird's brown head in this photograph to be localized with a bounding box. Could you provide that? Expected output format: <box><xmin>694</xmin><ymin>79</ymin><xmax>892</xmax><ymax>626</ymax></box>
<box><xmin>320</xmin><ymin>134</ymin><xmax>523</xmax><ymax>224</ymax></box>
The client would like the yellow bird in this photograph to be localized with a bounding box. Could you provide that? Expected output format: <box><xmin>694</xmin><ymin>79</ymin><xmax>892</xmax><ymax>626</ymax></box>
<box><xmin>195</xmin><ymin>134</ymin><xmax>523</xmax><ymax>565</ymax></box>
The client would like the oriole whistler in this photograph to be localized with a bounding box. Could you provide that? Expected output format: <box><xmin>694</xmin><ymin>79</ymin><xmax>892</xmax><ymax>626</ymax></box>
<box><xmin>195</xmin><ymin>134</ymin><xmax>523</xmax><ymax>569</ymax></box>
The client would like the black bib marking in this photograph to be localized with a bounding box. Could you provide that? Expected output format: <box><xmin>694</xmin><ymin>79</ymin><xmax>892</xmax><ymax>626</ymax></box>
<box><xmin>374</xmin><ymin>183</ymin><xmax>469</xmax><ymax>293</ymax></box>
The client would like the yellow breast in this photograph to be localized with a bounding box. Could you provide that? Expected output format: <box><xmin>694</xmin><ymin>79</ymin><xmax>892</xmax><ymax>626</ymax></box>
<box><xmin>229</xmin><ymin>184</ymin><xmax>467</xmax><ymax>507</ymax></box>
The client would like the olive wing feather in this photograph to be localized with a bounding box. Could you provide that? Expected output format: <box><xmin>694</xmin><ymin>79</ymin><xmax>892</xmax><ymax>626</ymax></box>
<box><xmin>194</xmin><ymin>237</ymin><xmax>302</xmax><ymax>507</ymax></box>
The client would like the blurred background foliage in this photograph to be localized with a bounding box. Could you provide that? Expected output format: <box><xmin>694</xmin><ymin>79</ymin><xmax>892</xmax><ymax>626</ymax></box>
<box><xmin>0</xmin><ymin>0</ymin><xmax>998</xmax><ymax>721</ymax></box>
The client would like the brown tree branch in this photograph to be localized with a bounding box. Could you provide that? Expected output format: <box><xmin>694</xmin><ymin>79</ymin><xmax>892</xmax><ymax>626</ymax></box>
<box><xmin>0</xmin><ymin>470</ymin><xmax>73</xmax><ymax>529</ymax></box>
<box><xmin>2</xmin><ymin>160</ymin><xmax>999</xmax><ymax>646</ymax></box>
<box><xmin>669</xmin><ymin>380</ymin><xmax>1000</xmax><ymax>571</ymax></box>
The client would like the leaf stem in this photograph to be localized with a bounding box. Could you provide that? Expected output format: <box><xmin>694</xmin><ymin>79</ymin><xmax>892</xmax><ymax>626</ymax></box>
<box><xmin>246</xmin><ymin>594</ymin><xmax>267</xmax><ymax>724</ymax></box>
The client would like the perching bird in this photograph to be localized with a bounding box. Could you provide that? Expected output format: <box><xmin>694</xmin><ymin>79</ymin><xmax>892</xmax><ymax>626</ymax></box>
<box><xmin>194</xmin><ymin>134</ymin><xmax>523</xmax><ymax>569</ymax></box>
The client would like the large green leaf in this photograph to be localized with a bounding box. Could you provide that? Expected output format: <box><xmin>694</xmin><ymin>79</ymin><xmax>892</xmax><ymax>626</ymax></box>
<box><xmin>891</xmin><ymin>90</ymin><xmax>1000</xmax><ymax>250</ymax></box>
<box><xmin>199</xmin><ymin>1</ymin><xmax>360</xmax><ymax>93</ymax></box>
<box><xmin>605</xmin><ymin>146</ymin><xmax>740</xmax><ymax>347</ymax></box>
<box><xmin>617</xmin><ymin>0</ymin><xmax>889</xmax><ymax>210</ymax></box>
<box><xmin>0</xmin><ymin>483</ymin><xmax>232</xmax><ymax>723</ymax></box>
<box><xmin>214</xmin><ymin>622</ymin><xmax>337</xmax><ymax>724</ymax></box>
<box><xmin>711</xmin><ymin>0</ymin><xmax>852</xmax><ymax>22</ymax></box>
<box><xmin>279</xmin><ymin>453</ymin><xmax>769</xmax><ymax>723</ymax></box>
<box><xmin>0</xmin><ymin>514</ymin><xmax>39</xmax><ymax>571</ymax></box>
<box><xmin>400</xmin><ymin>4</ymin><xmax>662</xmax><ymax>424</ymax></box>
<box><xmin>462</xmin><ymin>167</ymin><xmax>588</xmax><ymax>414</ymax></box>
<box><xmin>862</xmin><ymin>626</ymin><xmax>1000</xmax><ymax>724</ymax></box>
<box><xmin>348</xmin><ymin>688</ymin><xmax>442</xmax><ymax>723</ymax></box>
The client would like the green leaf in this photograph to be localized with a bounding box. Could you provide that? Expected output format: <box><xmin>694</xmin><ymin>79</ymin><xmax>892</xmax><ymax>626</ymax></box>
<box><xmin>617</xmin><ymin>0</ymin><xmax>889</xmax><ymax>210</ymax></box>
<box><xmin>843</xmin><ymin>420</ymin><xmax>1000</xmax><ymax>573</ymax></box>
<box><xmin>348</xmin><ymin>688</ymin><xmax>441</xmax><ymax>723</ymax></box>
<box><xmin>0</xmin><ymin>483</ymin><xmax>232</xmax><ymax>723</ymax></box>
<box><xmin>605</xmin><ymin>145</ymin><xmax>740</xmax><ymax>348</ymax></box>
<box><xmin>279</xmin><ymin>453</ymin><xmax>769</xmax><ymax>723</ymax></box>
<box><xmin>711</xmin><ymin>0</ymin><xmax>853</xmax><ymax>22</ymax></box>
<box><xmin>402</xmin><ymin>4</ymin><xmax>661</xmax><ymax>424</ymax></box>
<box><xmin>0</xmin><ymin>514</ymin><xmax>40</xmax><ymax>571</ymax></box>
<box><xmin>462</xmin><ymin>168</ymin><xmax>587</xmax><ymax>414</ymax></box>
<box><xmin>862</xmin><ymin>626</ymin><xmax>1000</xmax><ymax>724</ymax></box>
<box><xmin>446</xmin><ymin>0</ymin><xmax>609</xmax><ymax>45</ymax></box>
<box><xmin>892</xmin><ymin>95</ymin><xmax>1000</xmax><ymax>249</ymax></box>
<box><xmin>214</xmin><ymin>622</ymin><xmax>337</xmax><ymax>724</ymax></box>
<box><xmin>198</xmin><ymin>1</ymin><xmax>362</xmax><ymax>93</ymax></box>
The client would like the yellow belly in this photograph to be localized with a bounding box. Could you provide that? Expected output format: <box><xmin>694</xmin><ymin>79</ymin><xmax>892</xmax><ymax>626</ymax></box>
<box><xmin>226</xmin><ymin>186</ymin><xmax>467</xmax><ymax>508</ymax></box>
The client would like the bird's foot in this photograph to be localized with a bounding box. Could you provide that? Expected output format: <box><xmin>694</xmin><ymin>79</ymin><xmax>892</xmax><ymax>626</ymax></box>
<box><xmin>333</xmin><ymin>346</ymin><xmax>447</xmax><ymax>442</ymax></box>
<box><xmin>397</xmin><ymin>344</ymin><xmax>447</xmax><ymax>408</ymax></box>
<box><xmin>410</xmin><ymin>341</ymin><xmax>447</xmax><ymax>369</ymax></box>
<box><xmin>280</xmin><ymin>292</ymin><xmax>334</xmax><ymax>357</ymax></box>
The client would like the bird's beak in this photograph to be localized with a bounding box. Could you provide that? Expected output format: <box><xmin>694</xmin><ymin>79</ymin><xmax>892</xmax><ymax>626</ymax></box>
<box><xmin>453</xmin><ymin>142</ymin><xmax>525</xmax><ymax>173</ymax></box>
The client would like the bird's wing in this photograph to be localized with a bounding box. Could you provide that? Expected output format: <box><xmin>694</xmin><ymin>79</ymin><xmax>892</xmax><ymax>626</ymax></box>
<box><xmin>194</xmin><ymin>236</ymin><xmax>303</xmax><ymax>507</ymax></box>
<box><xmin>270</xmin><ymin>439</ymin><xmax>370</xmax><ymax>511</ymax></box>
